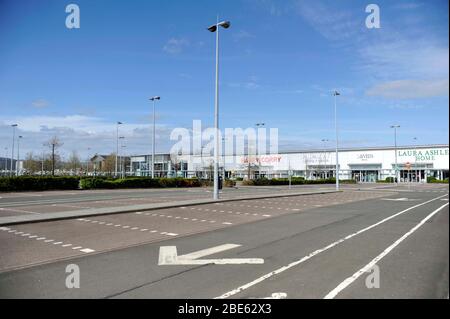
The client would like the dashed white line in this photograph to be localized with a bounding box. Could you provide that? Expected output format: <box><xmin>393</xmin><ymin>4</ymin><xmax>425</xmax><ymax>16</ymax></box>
<box><xmin>0</xmin><ymin>227</ymin><xmax>95</xmax><ymax>253</ymax></box>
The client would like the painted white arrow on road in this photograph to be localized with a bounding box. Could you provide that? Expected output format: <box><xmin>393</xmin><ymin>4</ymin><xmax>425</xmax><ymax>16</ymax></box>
<box><xmin>158</xmin><ymin>244</ymin><xmax>264</xmax><ymax>265</ymax></box>
<box><xmin>263</xmin><ymin>292</ymin><xmax>287</xmax><ymax>299</ymax></box>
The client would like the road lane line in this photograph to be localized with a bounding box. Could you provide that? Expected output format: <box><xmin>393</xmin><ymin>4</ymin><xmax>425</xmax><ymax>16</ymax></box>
<box><xmin>324</xmin><ymin>202</ymin><xmax>449</xmax><ymax>299</ymax></box>
<box><xmin>0</xmin><ymin>207</ymin><xmax>41</xmax><ymax>215</ymax></box>
<box><xmin>2</xmin><ymin>227</ymin><xmax>95</xmax><ymax>253</ymax></box>
<box><xmin>215</xmin><ymin>193</ymin><xmax>448</xmax><ymax>299</ymax></box>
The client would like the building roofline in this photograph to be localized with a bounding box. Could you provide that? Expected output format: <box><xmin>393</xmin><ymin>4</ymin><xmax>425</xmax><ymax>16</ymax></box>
<box><xmin>279</xmin><ymin>144</ymin><xmax>449</xmax><ymax>154</ymax></box>
<box><xmin>129</xmin><ymin>144</ymin><xmax>449</xmax><ymax>158</ymax></box>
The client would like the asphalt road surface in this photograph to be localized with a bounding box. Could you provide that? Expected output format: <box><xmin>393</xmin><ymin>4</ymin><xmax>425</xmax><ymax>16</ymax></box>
<box><xmin>0</xmin><ymin>183</ymin><xmax>448</xmax><ymax>299</ymax></box>
<box><xmin>0</xmin><ymin>183</ymin><xmax>408</xmax><ymax>218</ymax></box>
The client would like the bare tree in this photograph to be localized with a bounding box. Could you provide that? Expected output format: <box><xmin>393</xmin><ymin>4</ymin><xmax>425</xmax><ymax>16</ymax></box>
<box><xmin>67</xmin><ymin>150</ymin><xmax>82</xmax><ymax>173</ymax></box>
<box><xmin>102</xmin><ymin>154</ymin><xmax>116</xmax><ymax>176</ymax></box>
<box><xmin>23</xmin><ymin>152</ymin><xmax>40</xmax><ymax>174</ymax></box>
<box><xmin>44</xmin><ymin>137</ymin><xmax>63</xmax><ymax>176</ymax></box>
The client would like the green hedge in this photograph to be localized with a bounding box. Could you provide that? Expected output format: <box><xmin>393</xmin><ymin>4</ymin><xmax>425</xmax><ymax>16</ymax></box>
<box><xmin>427</xmin><ymin>176</ymin><xmax>449</xmax><ymax>184</ymax></box>
<box><xmin>0</xmin><ymin>176</ymin><xmax>204</xmax><ymax>192</ymax></box>
<box><xmin>79</xmin><ymin>177</ymin><xmax>202</xmax><ymax>190</ymax></box>
<box><xmin>0</xmin><ymin>176</ymin><xmax>80</xmax><ymax>192</ymax></box>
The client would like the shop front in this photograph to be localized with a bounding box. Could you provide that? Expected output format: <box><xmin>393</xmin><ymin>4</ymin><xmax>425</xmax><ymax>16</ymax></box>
<box><xmin>349</xmin><ymin>164</ymin><xmax>382</xmax><ymax>183</ymax></box>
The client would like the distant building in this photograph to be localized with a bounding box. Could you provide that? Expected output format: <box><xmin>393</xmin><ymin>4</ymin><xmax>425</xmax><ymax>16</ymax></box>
<box><xmin>90</xmin><ymin>154</ymin><xmax>109</xmax><ymax>172</ymax></box>
<box><xmin>130</xmin><ymin>154</ymin><xmax>187</xmax><ymax>177</ymax></box>
<box><xmin>90</xmin><ymin>154</ymin><xmax>130</xmax><ymax>175</ymax></box>
<box><xmin>0</xmin><ymin>157</ymin><xmax>16</xmax><ymax>176</ymax></box>
<box><xmin>130</xmin><ymin>144</ymin><xmax>449</xmax><ymax>183</ymax></box>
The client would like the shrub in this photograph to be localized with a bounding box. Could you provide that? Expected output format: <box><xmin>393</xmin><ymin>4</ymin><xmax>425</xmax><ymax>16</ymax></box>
<box><xmin>79</xmin><ymin>177</ymin><xmax>202</xmax><ymax>190</ymax></box>
<box><xmin>224</xmin><ymin>179</ymin><xmax>236</xmax><ymax>187</ymax></box>
<box><xmin>0</xmin><ymin>176</ymin><xmax>80</xmax><ymax>192</ymax></box>
<box><xmin>427</xmin><ymin>176</ymin><xmax>449</xmax><ymax>184</ymax></box>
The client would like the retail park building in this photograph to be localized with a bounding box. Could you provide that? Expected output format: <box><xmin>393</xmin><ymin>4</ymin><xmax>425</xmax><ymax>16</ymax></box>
<box><xmin>129</xmin><ymin>144</ymin><xmax>449</xmax><ymax>183</ymax></box>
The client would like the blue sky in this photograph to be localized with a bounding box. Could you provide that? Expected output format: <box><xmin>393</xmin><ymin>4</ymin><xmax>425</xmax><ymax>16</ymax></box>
<box><xmin>0</xmin><ymin>0</ymin><xmax>448</xmax><ymax>159</ymax></box>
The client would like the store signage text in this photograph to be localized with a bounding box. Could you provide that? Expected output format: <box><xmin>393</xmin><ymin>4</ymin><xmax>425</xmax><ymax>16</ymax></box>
<box><xmin>357</xmin><ymin>153</ymin><xmax>374</xmax><ymax>161</ymax></box>
<box><xmin>398</xmin><ymin>149</ymin><xmax>449</xmax><ymax>162</ymax></box>
<box><xmin>241</xmin><ymin>156</ymin><xmax>282</xmax><ymax>165</ymax></box>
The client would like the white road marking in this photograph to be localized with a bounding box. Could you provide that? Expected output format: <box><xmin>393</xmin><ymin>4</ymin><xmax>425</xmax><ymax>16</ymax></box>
<box><xmin>215</xmin><ymin>193</ymin><xmax>448</xmax><ymax>299</ymax></box>
<box><xmin>75</xmin><ymin>217</ymin><xmax>177</xmax><ymax>237</ymax></box>
<box><xmin>0</xmin><ymin>207</ymin><xmax>41</xmax><ymax>215</ymax></box>
<box><xmin>159</xmin><ymin>244</ymin><xmax>264</xmax><ymax>265</ymax></box>
<box><xmin>381</xmin><ymin>198</ymin><xmax>417</xmax><ymax>201</ymax></box>
<box><xmin>324</xmin><ymin>202</ymin><xmax>449</xmax><ymax>299</ymax></box>
<box><xmin>52</xmin><ymin>204</ymin><xmax>91</xmax><ymax>209</ymax></box>
<box><xmin>2</xmin><ymin>227</ymin><xmax>95</xmax><ymax>253</ymax></box>
<box><xmin>262</xmin><ymin>292</ymin><xmax>287</xmax><ymax>299</ymax></box>
<box><xmin>80</xmin><ymin>248</ymin><xmax>95</xmax><ymax>253</ymax></box>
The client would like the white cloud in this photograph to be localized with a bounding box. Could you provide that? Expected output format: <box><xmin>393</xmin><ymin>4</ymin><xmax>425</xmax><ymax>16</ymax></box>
<box><xmin>366</xmin><ymin>79</ymin><xmax>449</xmax><ymax>99</ymax></box>
<box><xmin>31</xmin><ymin>99</ymin><xmax>50</xmax><ymax>108</ymax></box>
<box><xmin>228</xmin><ymin>76</ymin><xmax>260</xmax><ymax>90</ymax></box>
<box><xmin>295</xmin><ymin>0</ymin><xmax>361</xmax><ymax>41</ymax></box>
<box><xmin>0</xmin><ymin>115</ymin><xmax>173</xmax><ymax>159</ymax></box>
<box><xmin>163</xmin><ymin>38</ymin><xmax>190</xmax><ymax>54</ymax></box>
<box><xmin>391</xmin><ymin>2</ymin><xmax>424</xmax><ymax>10</ymax></box>
<box><xmin>357</xmin><ymin>38</ymin><xmax>449</xmax><ymax>80</ymax></box>
<box><xmin>233</xmin><ymin>30</ymin><xmax>254</xmax><ymax>42</ymax></box>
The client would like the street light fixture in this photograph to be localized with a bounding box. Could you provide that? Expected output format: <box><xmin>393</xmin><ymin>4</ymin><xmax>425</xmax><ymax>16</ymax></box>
<box><xmin>3</xmin><ymin>147</ymin><xmax>8</xmax><ymax>174</ymax></box>
<box><xmin>86</xmin><ymin>147</ymin><xmax>91</xmax><ymax>176</ymax></box>
<box><xmin>121</xmin><ymin>145</ymin><xmax>127</xmax><ymax>178</ymax></box>
<box><xmin>10</xmin><ymin>124</ymin><xmax>18</xmax><ymax>176</ymax></box>
<box><xmin>207</xmin><ymin>17</ymin><xmax>231</xmax><ymax>200</ymax></box>
<box><xmin>149</xmin><ymin>96</ymin><xmax>161</xmax><ymax>178</ymax></box>
<box><xmin>333</xmin><ymin>90</ymin><xmax>340</xmax><ymax>191</ymax></box>
<box><xmin>119</xmin><ymin>136</ymin><xmax>125</xmax><ymax>178</ymax></box>
<box><xmin>321</xmin><ymin>139</ymin><xmax>329</xmax><ymax>178</ymax></box>
<box><xmin>115</xmin><ymin>121</ymin><xmax>123</xmax><ymax>177</ymax></box>
<box><xmin>16</xmin><ymin>135</ymin><xmax>22</xmax><ymax>176</ymax></box>
<box><xmin>390</xmin><ymin>125</ymin><xmax>400</xmax><ymax>184</ymax></box>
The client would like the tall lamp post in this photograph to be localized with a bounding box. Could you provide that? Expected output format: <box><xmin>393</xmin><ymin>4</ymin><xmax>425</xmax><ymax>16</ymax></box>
<box><xmin>222</xmin><ymin>137</ymin><xmax>226</xmax><ymax>179</ymax></box>
<box><xmin>4</xmin><ymin>147</ymin><xmax>8</xmax><ymax>175</ymax></box>
<box><xmin>10</xmin><ymin>124</ymin><xmax>18</xmax><ymax>176</ymax></box>
<box><xmin>118</xmin><ymin>136</ymin><xmax>125</xmax><ymax>178</ymax></box>
<box><xmin>321</xmin><ymin>139</ymin><xmax>329</xmax><ymax>178</ymax></box>
<box><xmin>16</xmin><ymin>135</ymin><xmax>23</xmax><ymax>176</ymax></box>
<box><xmin>86</xmin><ymin>147</ymin><xmax>91</xmax><ymax>176</ymax></box>
<box><xmin>390</xmin><ymin>125</ymin><xmax>400</xmax><ymax>185</ymax></box>
<box><xmin>121</xmin><ymin>145</ymin><xmax>127</xmax><ymax>178</ymax></box>
<box><xmin>208</xmin><ymin>18</ymin><xmax>231</xmax><ymax>200</ymax></box>
<box><xmin>115</xmin><ymin>121</ymin><xmax>123</xmax><ymax>177</ymax></box>
<box><xmin>149</xmin><ymin>96</ymin><xmax>161</xmax><ymax>178</ymax></box>
<box><xmin>255</xmin><ymin>123</ymin><xmax>265</xmax><ymax>178</ymax></box>
<box><xmin>333</xmin><ymin>91</ymin><xmax>340</xmax><ymax>191</ymax></box>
